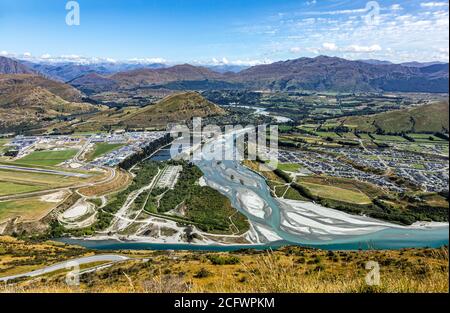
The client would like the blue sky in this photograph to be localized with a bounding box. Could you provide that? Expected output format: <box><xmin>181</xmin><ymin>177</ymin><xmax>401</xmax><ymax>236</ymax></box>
<box><xmin>0</xmin><ymin>0</ymin><xmax>448</xmax><ymax>65</ymax></box>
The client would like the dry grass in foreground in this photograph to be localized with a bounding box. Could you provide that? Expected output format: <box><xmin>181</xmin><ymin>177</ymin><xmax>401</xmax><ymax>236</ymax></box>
<box><xmin>1</xmin><ymin>236</ymin><xmax>448</xmax><ymax>293</ymax></box>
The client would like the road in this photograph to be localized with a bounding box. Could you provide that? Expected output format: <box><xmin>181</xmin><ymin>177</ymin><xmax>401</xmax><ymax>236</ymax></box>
<box><xmin>104</xmin><ymin>166</ymin><xmax>165</xmax><ymax>233</ymax></box>
<box><xmin>0</xmin><ymin>254</ymin><xmax>130</xmax><ymax>282</ymax></box>
<box><xmin>0</xmin><ymin>166</ymin><xmax>116</xmax><ymax>201</ymax></box>
<box><xmin>358</xmin><ymin>139</ymin><xmax>391</xmax><ymax>171</ymax></box>
<box><xmin>0</xmin><ymin>164</ymin><xmax>90</xmax><ymax>178</ymax></box>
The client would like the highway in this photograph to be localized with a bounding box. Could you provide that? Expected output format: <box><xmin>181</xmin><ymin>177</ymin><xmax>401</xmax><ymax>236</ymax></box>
<box><xmin>0</xmin><ymin>254</ymin><xmax>130</xmax><ymax>282</ymax></box>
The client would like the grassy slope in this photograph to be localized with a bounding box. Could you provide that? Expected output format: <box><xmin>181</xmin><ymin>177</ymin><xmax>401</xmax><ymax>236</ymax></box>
<box><xmin>122</xmin><ymin>91</ymin><xmax>226</xmax><ymax>128</ymax></box>
<box><xmin>299</xmin><ymin>181</ymin><xmax>372</xmax><ymax>204</ymax></box>
<box><xmin>0</xmin><ymin>139</ymin><xmax>9</xmax><ymax>153</ymax></box>
<box><xmin>338</xmin><ymin>101</ymin><xmax>449</xmax><ymax>133</ymax></box>
<box><xmin>0</xmin><ymin>197</ymin><xmax>57</xmax><ymax>221</ymax></box>
<box><xmin>85</xmin><ymin>143</ymin><xmax>123</xmax><ymax>161</ymax></box>
<box><xmin>0</xmin><ymin>74</ymin><xmax>100</xmax><ymax>132</ymax></box>
<box><xmin>0</xmin><ymin>237</ymin><xmax>448</xmax><ymax>293</ymax></box>
<box><xmin>54</xmin><ymin>92</ymin><xmax>226</xmax><ymax>132</ymax></box>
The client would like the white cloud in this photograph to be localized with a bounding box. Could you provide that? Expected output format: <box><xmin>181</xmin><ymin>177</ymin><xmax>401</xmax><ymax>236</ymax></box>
<box><xmin>212</xmin><ymin>57</ymin><xmax>231</xmax><ymax>65</ymax></box>
<box><xmin>290</xmin><ymin>47</ymin><xmax>302</xmax><ymax>53</ymax></box>
<box><xmin>321</xmin><ymin>8</ymin><xmax>367</xmax><ymax>15</ymax></box>
<box><xmin>437</xmin><ymin>47</ymin><xmax>449</xmax><ymax>60</ymax></box>
<box><xmin>390</xmin><ymin>4</ymin><xmax>403</xmax><ymax>11</ymax></box>
<box><xmin>420</xmin><ymin>2</ymin><xmax>449</xmax><ymax>7</ymax></box>
<box><xmin>315</xmin><ymin>43</ymin><xmax>382</xmax><ymax>54</ymax></box>
<box><xmin>322</xmin><ymin>42</ymin><xmax>338</xmax><ymax>51</ymax></box>
<box><xmin>127</xmin><ymin>57</ymin><xmax>167</xmax><ymax>64</ymax></box>
<box><xmin>1</xmin><ymin>52</ymin><xmax>167</xmax><ymax>65</ymax></box>
<box><xmin>208</xmin><ymin>58</ymin><xmax>272</xmax><ymax>66</ymax></box>
<box><xmin>344</xmin><ymin>44</ymin><xmax>382</xmax><ymax>53</ymax></box>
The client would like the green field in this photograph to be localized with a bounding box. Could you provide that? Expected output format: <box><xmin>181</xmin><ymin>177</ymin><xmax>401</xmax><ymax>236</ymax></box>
<box><xmin>337</xmin><ymin>102</ymin><xmax>449</xmax><ymax>133</ymax></box>
<box><xmin>358</xmin><ymin>133</ymin><xmax>372</xmax><ymax>140</ymax></box>
<box><xmin>0</xmin><ymin>197</ymin><xmax>55</xmax><ymax>222</ymax></box>
<box><xmin>409</xmin><ymin>134</ymin><xmax>447</xmax><ymax>143</ymax></box>
<box><xmin>0</xmin><ymin>181</ymin><xmax>45</xmax><ymax>196</ymax></box>
<box><xmin>340</xmin><ymin>132</ymin><xmax>358</xmax><ymax>140</ymax></box>
<box><xmin>86</xmin><ymin>143</ymin><xmax>123</xmax><ymax>161</ymax></box>
<box><xmin>0</xmin><ymin>168</ymin><xmax>89</xmax><ymax>191</ymax></box>
<box><xmin>277</xmin><ymin>163</ymin><xmax>301</xmax><ymax>172</ymax></box>
<box><xmin>297</xmin><ymin>124</ymin><xmax>319</xmax><ymax>131</ymax></box>
<box><xmin>0</xmin><ymin>139</ymin><xmax>10</xmax><ymax>153</ymax></box>
<box><xmin>315</xmin><ymin>131</ymin><xmax>341</xmax><ymax>138</ymax></box>
<box><xmin>14</xmin><ymin>149</ymin><xmax>78</xmax><ymax>166</ymax></box>
<box><xmin>372</xmin><ymin>134</ymin><xmax>407</xmax><ymax>142</ymax></box>
<box><xmin>300</xmin><ymin>182</ymin><xmax>372</xmax><ymax>205</ymax></box>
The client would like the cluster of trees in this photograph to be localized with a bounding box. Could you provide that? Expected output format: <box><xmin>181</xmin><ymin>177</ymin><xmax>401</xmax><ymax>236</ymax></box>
<box><xmin>273</xmin><ymin>168</ymin><xmax>292</xmax><ymax>184</ymax></box>
<box><xmin>119</xmin><ymin>134</ymin><xmax>171</xmax><ymax>170</ymax></box>
<box><xmin>157</xmin><ymin>161</ymin><xmax>203</xmax><ymax>213</ymax></box>
<box><xmin>156</xmin><ymin>161</ymin><xmax>249</xmax><ymax>234</ymax></box>
<box><xmin>290</xmin><ymin>182</ymin><xmax>316</xmax><ymax>201</ymax></box>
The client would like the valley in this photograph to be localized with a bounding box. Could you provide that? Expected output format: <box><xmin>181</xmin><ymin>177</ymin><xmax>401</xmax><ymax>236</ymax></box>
<box><xmin>0</xmin><ymin>54</ymin><xmax>448</xmax><ymax>293</ymax></box>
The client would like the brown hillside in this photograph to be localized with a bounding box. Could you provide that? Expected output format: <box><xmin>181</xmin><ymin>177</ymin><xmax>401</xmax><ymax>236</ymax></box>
<box><xmin>122</xmin><ymin>91</ymin><xmax>226</xmax><ymax>127</ymax></box>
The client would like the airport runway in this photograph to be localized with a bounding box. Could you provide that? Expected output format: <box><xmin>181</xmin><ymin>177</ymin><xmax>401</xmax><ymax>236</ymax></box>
<box><xmin>0</xmin><ymin>164</ymin><xmax>90</xmax><ymax>178</ymax></box>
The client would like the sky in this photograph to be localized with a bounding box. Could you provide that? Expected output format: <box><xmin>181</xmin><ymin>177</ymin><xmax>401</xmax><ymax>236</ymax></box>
<box><xmin>0</xmin><ymin>0</ymin><xmax>448</xmax><ymax>65</ymax></box>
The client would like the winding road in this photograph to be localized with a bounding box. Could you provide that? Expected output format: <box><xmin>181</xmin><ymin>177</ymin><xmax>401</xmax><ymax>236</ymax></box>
<box><xmin>0</xmin><ymin>254</ymin><xmax>130</xmax><ymax>282</ymax></box>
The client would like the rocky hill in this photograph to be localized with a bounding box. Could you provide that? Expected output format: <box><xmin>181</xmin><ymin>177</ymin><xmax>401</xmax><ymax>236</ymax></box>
<box><xmin>0</xmin><ymin>56</ymin><xmax>35</xmax><ymax>75</ymax></box>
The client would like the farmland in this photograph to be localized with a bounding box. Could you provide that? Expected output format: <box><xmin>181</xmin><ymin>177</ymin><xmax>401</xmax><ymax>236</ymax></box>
<box><xmin>277</xmin><ymin>163</ymin><xmax>302</xmax><ymax>172</ymax></box>
<box><xmin>297</xmin><ymin>180</ymin><xmax>372</xmax><ymax>205</ymax></box>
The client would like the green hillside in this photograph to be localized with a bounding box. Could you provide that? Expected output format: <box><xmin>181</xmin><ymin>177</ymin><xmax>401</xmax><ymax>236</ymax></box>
<box><xmin>121</xmin><ymin>91</ymin><xmax>226</xmax><ymax>128</ymax></box>
<box><xmin>338</xmin><ymin>101</ymin><xmax>449</xmax><ymax>133</ymax></box>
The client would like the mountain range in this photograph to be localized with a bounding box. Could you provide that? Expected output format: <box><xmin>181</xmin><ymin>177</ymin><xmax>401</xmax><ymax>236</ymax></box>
<box><xmin>230</xmin><ymin>56</ymin><xmax>449</xmax><ymax>93</ymax></box>
<box><xmin>68</xmin><ymin>56</ymin><xmax>450</xmax><ymax>93</ymax></box>
<box><xmin>0</xmin><ymin>55</ymin><xmax>449</xmax><ymax>133</ymax></box>
<box><xmin>20</xmin><ymin>61</ymin><xmax>167</xmax><ymax>82</ymax></box>
<box><xmin>0</xmin><ymin>56</ymin><xmax>36</xmax><ymax>75</ymax></box>
<box><xmin>0</xmin><ymin>74</ymin><xmax>101</xmax><ymax>132</ymax></box>
<box><xmin>1</xmin><ymin>55</ymin><xmax>448</xmax><ymax>93</ymax></box>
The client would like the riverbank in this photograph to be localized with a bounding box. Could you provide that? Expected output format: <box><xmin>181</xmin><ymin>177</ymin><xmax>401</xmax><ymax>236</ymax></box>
<box><xmin>191</xmin><ymin>129</ymin><xmax>449</xmax><ymax>250</ymax></box>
